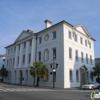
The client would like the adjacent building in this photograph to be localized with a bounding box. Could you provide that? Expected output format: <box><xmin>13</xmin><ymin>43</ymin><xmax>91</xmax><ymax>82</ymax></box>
<box><xmin>0</xmin><ymin>54</ymin><xmax>5</xmax><ymax>79</ymax></box>
<box><xmin>95</xmin><ymin>58</ymin><xmax>100</xmax><ymax>66</ymax></box>
<box><xmin>4</xmin><ymin>20</ymin><xmax>95</xmax><ymax>88</ymax></box>
<box><xmin>0</xmin><ymin>54</ymin><xmax>5</xmax><ymax>69</ymax></box>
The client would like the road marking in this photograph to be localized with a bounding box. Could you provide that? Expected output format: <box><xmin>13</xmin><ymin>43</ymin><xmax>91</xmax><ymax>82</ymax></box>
<box><xmin>0</xmin><ymin>88</ymin><xmax>53</xmax><ymax>92</ymax></box>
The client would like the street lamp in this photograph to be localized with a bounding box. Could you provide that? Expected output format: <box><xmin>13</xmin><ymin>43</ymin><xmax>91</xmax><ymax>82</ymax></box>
<box><xmin>50</xmin><ymin>55</ymin><xmax>58</xmax><ymax>88</ymax></box>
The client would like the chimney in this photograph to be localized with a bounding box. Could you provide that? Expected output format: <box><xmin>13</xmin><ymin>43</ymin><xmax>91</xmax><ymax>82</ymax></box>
<box><xmin>27</xmin><ymin>29</ymin><xmax>33</xmax><ymax>33</ymax></box>
<box><xmin>44</xmin><ymin>19</ymin><xmax>52</xmax><ymax>28</ymax></box>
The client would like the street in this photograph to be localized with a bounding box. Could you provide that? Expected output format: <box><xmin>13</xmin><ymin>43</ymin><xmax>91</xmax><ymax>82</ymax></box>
<box><xmin>0</xmin><ymin>83</ymin><xmax>100</xmax><ymax>100</ymax></box>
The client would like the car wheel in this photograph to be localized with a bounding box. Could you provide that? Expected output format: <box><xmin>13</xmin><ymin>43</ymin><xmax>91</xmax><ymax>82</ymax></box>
<box><xmin>91</xmin><ymin>86</ymin><xmax>94</xmax><ymax>90</ymax></box>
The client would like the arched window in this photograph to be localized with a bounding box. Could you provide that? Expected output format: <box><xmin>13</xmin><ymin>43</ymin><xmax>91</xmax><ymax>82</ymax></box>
<box><xmin>44</xmin><ymin>49</ymin><xmax>49</xmax><ymax>61</ymax></box>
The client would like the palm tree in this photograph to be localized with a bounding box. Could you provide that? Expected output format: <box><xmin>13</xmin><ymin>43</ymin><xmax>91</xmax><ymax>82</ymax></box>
<box><xmin>30</xmin><ymin>62</ymin><xmax>48</xmax><ymax>87</ymax></box>
<box><xmin>0</xmin><ymin>67</ymin><xmax>8</xmax><ymax>82</ymax></box>
<box><xmin>91</xmin><ymin>65</ymin><xmax>100</xmax><ymax>83</ymax></box>
<box><xmin>30</xmin><ymin>67</ymin><xmax>36</xmax><ymax>86</ymax></box>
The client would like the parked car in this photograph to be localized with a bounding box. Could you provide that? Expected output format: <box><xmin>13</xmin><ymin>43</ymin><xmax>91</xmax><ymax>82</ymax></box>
<box><xmin>82</xmin><ymin>82</ymin><xmax>100</xmax><ymax>90</ymax></box>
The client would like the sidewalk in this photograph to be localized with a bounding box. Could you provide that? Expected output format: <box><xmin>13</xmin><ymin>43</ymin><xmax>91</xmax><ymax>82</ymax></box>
<box><xmin>0</xmin><ymin>82</ymin><xmax>82</xmax><ymax>90</ymax></box>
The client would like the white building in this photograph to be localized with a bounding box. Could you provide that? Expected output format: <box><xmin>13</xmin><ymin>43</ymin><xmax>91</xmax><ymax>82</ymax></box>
<box><xmin>0</xmin><ymin>54</ymin><xmax>5</xmax><ymax>79</ymax></box>
<box><xmin>0</xmin><ymin>54</ymin><xmax>5</xmax><ymax>69</ymax></box>
<box><xmin>95</xmin><ymin>58</ymin><xmax>100</xmax><ymax>66</ymax></box>
<box><xmin>4</xmin><ymin>19</ymin><xmax>95</xmax><ymax>88</ymax></box>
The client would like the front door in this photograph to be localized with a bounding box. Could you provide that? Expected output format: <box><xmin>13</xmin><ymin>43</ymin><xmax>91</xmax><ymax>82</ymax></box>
<box><xmin>19</xmin><ymin>71</ymin><xmax>23</xmax><ymax>84</ymax></box>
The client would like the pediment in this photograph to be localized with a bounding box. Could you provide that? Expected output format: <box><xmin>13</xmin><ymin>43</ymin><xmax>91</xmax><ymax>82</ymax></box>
<box><xmin>14</xmin><ymin>30</ymin><xmax>33</xmax><ymax>43</ymax></box>
<box><xmin>75</xmin><ymin>24</ymin><xmax>91</xmax><ymax>37</ymax></box>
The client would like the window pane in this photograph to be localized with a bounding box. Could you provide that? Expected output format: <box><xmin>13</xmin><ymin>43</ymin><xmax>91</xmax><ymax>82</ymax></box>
<box><xmin>38</xmin><ymin>52</ymin><xmax>41</xmax><ymax>61</ymax></box>
<box><xmin>69</xmin><ymin>70</ymin><xmax>73</xmax><ymax>82</ymax></box>
<box><xmin>39</xmin><ymin>37</ymin><xmax>42</xmax><ymax>44</ymax></box>
<box><xmin>29</xmin><ymin>53</ymin><xmax>31</xmax><ymax>63</ymax></box>
<box><xmin>76</xmin><ymin>70</ymin><xmax>79</xmax><ymax>81</ymax></box>
<box><xmin>80</xmin><ymin>37</ymin><xmax>83</xmax><ymax>44</ymax></box>
<box><xmin>75</xmin><ymin>34</ymin><xmax>77</xmax><ymax>42</ymax></box>
<box><xmin>75</xmin><ymin>50</ymin><xmax>78</xmax><ymax>61</ymax></box>
<box><xmin>53</xmin><ymin>31</ymin><xmax>56</xmax><ymax>39</ymax></box>
<box><xmin>81</xmin><ymin>52</ymin><xmax>84</xmax><ymax>62</ymax></box>
<box><xmin>69</xmin><ymin>48</ymin><xmax>72</xmax><ymax>59</ymax></box>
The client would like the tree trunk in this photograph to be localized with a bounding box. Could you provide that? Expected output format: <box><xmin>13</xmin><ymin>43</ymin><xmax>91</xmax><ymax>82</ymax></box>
<box><xmin>36</xmin><ymin>77</ymin><xmax>39</xmax><ymax>87</ymax></box>
<box><xmin>34</xmin><ymin>77</ymin><xmax>35</xmax><ymax>86</ymax></box>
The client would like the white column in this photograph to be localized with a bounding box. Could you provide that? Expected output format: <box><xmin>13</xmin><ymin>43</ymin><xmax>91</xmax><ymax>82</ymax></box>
<box><xmin>25</xmin><ymin>41</ymin><xmax>29</xmax><ymax>67</ymax></box>
<box><xmin>19</xmin><ymin>44</ymin><xmax>23</xmax><ymax>68</ymax></box>
<box><xmin>14</xmin><ymin>45</ymin><xmax>18</xmax><ymax>68</ymax></box>
<box><xmin>31</xmin><ymin>38</ymin><xmax>36</xmax><ymax>66</ymax></box>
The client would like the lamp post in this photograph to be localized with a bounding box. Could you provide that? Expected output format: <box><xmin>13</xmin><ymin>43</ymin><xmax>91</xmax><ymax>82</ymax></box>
<box><xmin>50</xmin><ymin>55</ymin><xmax>58</xmax><ymax>88</ymax></box>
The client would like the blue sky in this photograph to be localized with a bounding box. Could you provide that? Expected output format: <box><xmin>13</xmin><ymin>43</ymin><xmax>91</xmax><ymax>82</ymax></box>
<box><xmin>0</xmin><ymin>0</ymin><xmax>100</xmax><ymax>58</ymax></box>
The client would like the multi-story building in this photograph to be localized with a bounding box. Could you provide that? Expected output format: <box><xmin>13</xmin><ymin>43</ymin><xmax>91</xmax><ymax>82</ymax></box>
<box><xmin>0</xmin><ymin>54</ymin><xmax>5</xmax><ymax>79</ymax></box>
<box><xmin>95</xmin><ymin>58</ymin><xmax>100</xmax><ymax>66</ymax></box>
<box><xmin>4</xmin><ymin>19</ymin><xmax>95</xmax><ymax>88</ymax></box>
<box><xmin>0</xmin><ymin>54</ymin><xmax>5</xmax><ymax>69</ymax></box>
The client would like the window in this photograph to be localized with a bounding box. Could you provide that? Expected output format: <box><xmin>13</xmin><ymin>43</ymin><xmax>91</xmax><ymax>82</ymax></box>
<box><xmin>13</xmin><ymin>58</ymin><xmax>15</xmax><ymax>66</ymax></box>
<box><xmin>81</xmin><ymin>52</ymin><xmax>84</xmax><ymax>62</ymax></box>
<box><xmin>11</xmin><ymin>48</ymin><xmax>13</xmax><ymax>53</ymax></box>
<box><xmin>53</xmin><ymin>48</ymin><xmax>56</xmax><ymax>58</ymax></box>
<box><xmin>69</xmin><ymin>48</ymin><xmax>72</xmax><ymax>59</ymax></box>
<box><xmin>8</xmin><ymin>49</ymin><xmax>10</xmax><ymax>54</ymax></box>
<box><xmin>23</xmin><ymin>42</ymin><xmax>26</xmax><ymax>49</ymax></box>
<box><xmin>30</xmin><ymin>39</ymin><xmax>32</xmax><ymax>46</ymax></box>
<box><xmin>23</xmin><ymin>55</ymin><xmax>25</xmax><ymax>64</ymax></box>
<box><xmin>76</xmin><ymin>70</ymin><xmax>79</xmax><ymax>82</ymax></box>
<box><xmin>29</xmin><ymin>53</ymin><xmax>31</xmax><ymax>63</ymax></box>
<box><xmin>8</xmin><ymin>71</ymin><xmax>11</xmax><ymax>80</ymax></box>
<box><xmin>86</xmin><ymin>54</ymin><xmax>88</xmax><ymax>64</ymax></box>
<box><xmin>18</xmin><ymin>45</ymin><xmax>20</xmax><ymax>51</ymax></box>
<box><xmin>75</xmin><ymin>50</ymin><xmax>78</xmax><ymax>61</ymax></box>
<box><xmin>10</xmin><ymin>58</ymin><xmax>12</xmax><ymax>66</ymax></box>
<box><xmin>89</xmin><ymin>42</ymin><xmax>91</xmax><ymax>48</ymax></box>
<box><xmin>39</xmin><ymin>37</ymin><xmax>42</xmax><ymax>44</ymax></box>
<box><xmin>38</xmin><ymin>52</ymin><xmax>41</xmax><ymax>61</ymax></box>
<box><xmin>17</xmin><ymin>56</ymin><xmax>19</xmax><ymax>65</ymax></box>
<box><xmin>2</xmin><ymin>65</ymin><xmax>4</xmax><ymax>68</ymax></box>
<box><xmin>74</xmin><ymin>34</ymin><xmax>77</xmax><ymax>42</ymax></box>
<box><xmin>80</xmin><ymin>37</ymin><xmax>83</xmax><ymax>44</ymax></box>
<box><xmin>68</xmin><ymin>31</ymin><xmax>71</xmax><ymax>39</ymax></box>
<box><xmin>69</xmin><ymin>70</ymin><xmax>73</xmax><ymax>82</ymax></box>
<box><xmin>52</xmin><ymin>31</ymin><xmax>56</xmax><ymax>39</ymax></box>
<box><xmin>7</xmin><ymin>59</ymin><xmax>9</xmax><ymax>67</ymax></box>
<box><xmin>90</xmin><ymin>55</ymin><xmax>92</xmax><ymax>65</ymax></box>
<box><xmin>85</xmin><ymin>40</ymin><xmax>87</xmax><ymax>46</ymax></box>
<box><xmin>26</xmin><ymin>70</ymin><xmax>28</xmax><ymax>81</ymax></box>
<box><xmin>14</xmin><ymin>47</ymin><xmax>16</xmax><ymax>53</ymax></box>
<box><xmin>44</xmin><ymin>49</ymin><xmax>49</xmax><ymax>61</ymax></box>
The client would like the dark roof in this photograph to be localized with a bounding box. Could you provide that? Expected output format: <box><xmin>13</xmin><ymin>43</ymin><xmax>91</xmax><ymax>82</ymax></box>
<box><xmin>5</xmin><ymin>43</ymin><xmax>15</xmax><ymax>48</ymax></box>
